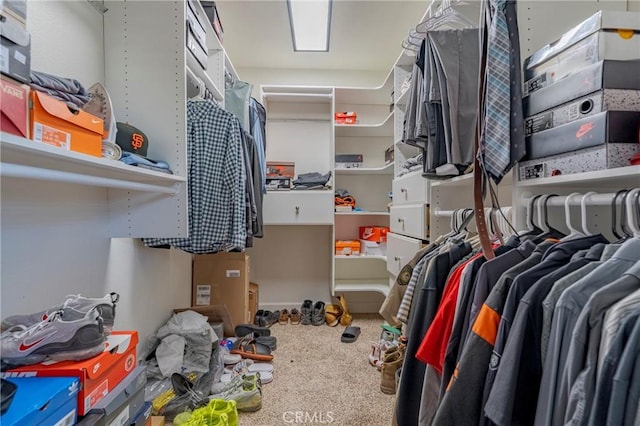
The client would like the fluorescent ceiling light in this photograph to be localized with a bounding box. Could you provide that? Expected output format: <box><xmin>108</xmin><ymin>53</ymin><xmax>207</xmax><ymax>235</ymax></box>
<box><xmin>286</xmin><ymin>0</ymin><xmax>332</xmax><ymax>52</ymax></box>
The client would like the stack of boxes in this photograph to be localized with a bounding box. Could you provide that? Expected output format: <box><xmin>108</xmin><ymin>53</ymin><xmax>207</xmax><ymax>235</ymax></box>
<box><xmin>335</xmin><ymin>226</ymin><xmax>389</xmax><ymax>256</ymax></box>
<box><xmin>519</xmin><ymin>10</ymin><xmax>640</xmax><ymax>180</ymax></box>
<box><xmin>2</xmin><ymin>331</ymin><xmax>155</xmax><ymax>425</ymax></box>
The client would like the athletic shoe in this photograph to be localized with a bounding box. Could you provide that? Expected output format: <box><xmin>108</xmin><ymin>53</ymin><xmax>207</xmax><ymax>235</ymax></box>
<box><xmin>300</xmin><ymin>300</ymin><xmax>313</xmax><ymax>325</ymax></box>
<box><xmin>1</xmin><ymin>308</ymin><xmax>106</xmax><ymax>366</ymax></box>
<box><xmin>1</xmin><ymin>292</ymin><xmax>119</xmax><ymax>334</ymax></box>
<box><xmin>209</xmin><ymin>381</ymin><xmax>262</xmax><ymax>412</ymax></box>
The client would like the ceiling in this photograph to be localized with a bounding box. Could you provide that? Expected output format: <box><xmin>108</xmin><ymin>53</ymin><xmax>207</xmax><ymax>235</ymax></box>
<box><xmin>215</xmin><ymin>0</ymin><xmax>429</xmax><ymax>73</ymax></box>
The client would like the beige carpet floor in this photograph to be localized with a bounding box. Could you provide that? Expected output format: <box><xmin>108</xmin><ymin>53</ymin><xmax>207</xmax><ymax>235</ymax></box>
<box><xmin>238</xmin><ymin>314</ymin><xmax>396</xmax><ymax>426</ymax></box>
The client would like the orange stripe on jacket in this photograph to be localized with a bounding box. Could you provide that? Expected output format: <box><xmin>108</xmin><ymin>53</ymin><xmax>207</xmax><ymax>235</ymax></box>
<box><xmin>472</xmin><ymin>304</ymin><xmax>500</xmax><ymax>346</ymax></box>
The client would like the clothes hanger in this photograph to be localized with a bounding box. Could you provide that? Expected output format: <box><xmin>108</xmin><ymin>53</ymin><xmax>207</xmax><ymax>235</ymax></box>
<box><xmin>625</xmin><ymin>188</ymin><xmax>640</xmax><ymax>237</ymax></box>
<box><xmin>415</xmin><ymin>1</ymin><xmax>475</xmax><ymax>33</ymax></box>
<box><xmin>532</xmin><ymin>194</ymin><xmax>567</xmax><ymax>241</ymax></box>
<box><xmin>518</xmin><ymin>194</ymin><xmax>544</xmax><ymax>237</ymax></box>
<box><xmin>561</xmin><ymin>192</ymin><xmax>585</xmax><ymax>240</ymax></box>
<box><xmin>619</xmin><ymin>190</ymin><xmax>633</xmax><ymax>239</ymax></box>
<box><xmin>580</xmin><ymin>192</ymin><xmax>597</xmax><ymax>236</ymax></box>
<box><xmin>611</xmin><ymin>189</ymin><xmax>627</xmax><ymax>240</ymax></box>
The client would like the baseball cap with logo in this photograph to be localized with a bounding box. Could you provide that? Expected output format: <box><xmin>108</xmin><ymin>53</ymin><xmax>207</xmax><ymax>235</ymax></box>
<box><xmin>115</xmin><ymin>122</ymin><xmax>148</xmax><ymax>157</ymax></box>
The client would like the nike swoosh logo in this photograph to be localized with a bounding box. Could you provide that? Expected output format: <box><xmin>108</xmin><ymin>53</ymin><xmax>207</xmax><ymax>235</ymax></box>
<box><xmin>19</xmin><ymin>337</ymin><xmax>47</xmax><ymax>351</ymax></box>
<box><xmin>576</xmin><ymin>122</ymin><xmax>595</xmax><ymax>138</ymax></box>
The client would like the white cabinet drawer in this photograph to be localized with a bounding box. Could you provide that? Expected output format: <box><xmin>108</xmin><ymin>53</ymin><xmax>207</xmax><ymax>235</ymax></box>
<box><xmin>387</xmin><ymin>232</ymin><xmax>424</xmax><ymax>276</ymax></box>
<box><xmin>263</xmin><ymin>191</ymin><xmax>333</xmax><ymax>225</ymax></box>
<box><xmin>393</xmin><ymin>172</ymin><xmax>429</xmax><ymax>205</ymax></box>
<box><xmin>390</xmin><ymin>204</ymin><xmax>428</xmax><ymax>240</ymax></box>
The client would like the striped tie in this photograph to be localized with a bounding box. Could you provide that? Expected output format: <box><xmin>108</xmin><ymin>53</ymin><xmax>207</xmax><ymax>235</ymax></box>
<box><xmin>483</xmin><ymin>0</ymin><xmax>511</xmax><ymax>179</ymax></box>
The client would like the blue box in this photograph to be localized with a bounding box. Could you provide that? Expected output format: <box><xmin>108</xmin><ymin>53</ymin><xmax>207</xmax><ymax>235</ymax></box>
<box><xmin>130</xmin><ymin>401</ymin><xmax>153</xmax><ymax>426</ymax></box>
<box><xmin>1</xmin><ymin>376</ymin><xmax>79</xmax><ymax>426</ymax></box>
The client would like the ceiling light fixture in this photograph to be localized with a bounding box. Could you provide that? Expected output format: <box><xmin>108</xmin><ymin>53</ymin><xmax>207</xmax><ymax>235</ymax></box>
<box><xmin>286</xmin><ymin>0</ymin><xmax>332</xmax><ymax>52</ymax></box>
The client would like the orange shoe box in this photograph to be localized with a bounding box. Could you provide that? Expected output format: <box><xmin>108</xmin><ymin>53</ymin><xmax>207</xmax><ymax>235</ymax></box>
<box><xmin>30</xmin><ymin>90</ymin><xmax>103</xmax><ymax>157</ymax></box>
<box><xmin>0</xmin><ymin>75</ymin><xmax>29</xmax><ymax>138</ymax></box>
<box><xmin>335</xmin><ymin>240</ymin><xmax>361</xmax><ymax>256</ymax></box>
<box><xmin>359</xmin><ymin>226</ymin><xmax>389</xmax><ymax>242</ymax></box>
<box><xmin>335</xmin><ymin>111</ymin><xmax>357</xmax><ymax>124</ymax></box>
<box><xmin>2</xmin><ymin>331</ymin><xmax>138</xmax><ymax>415</ymax></box>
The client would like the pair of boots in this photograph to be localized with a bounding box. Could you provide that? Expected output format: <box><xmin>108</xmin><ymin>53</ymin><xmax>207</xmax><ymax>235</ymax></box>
<box><xmin>380</xmin><ymin>345</ymin><xmax>404</xmax><ymax>395</ymax></box>
<box><xmin>324</xmin><ymin>294</ymin><xmax>353</xmax><ymax>327</ymax></box>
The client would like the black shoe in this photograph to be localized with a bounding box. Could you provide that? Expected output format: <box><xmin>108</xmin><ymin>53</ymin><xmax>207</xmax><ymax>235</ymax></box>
<box><xmin>300</xmin><ymin>300</ymin><xmax>313</xmax><ymax>325</ymax></box>
<box><xmin>235</xmin><ymin>324</ymin><xmax>270</xmax><ymax>337</ymax></box>
<box><xmin>253</xmin><ymin>310</ymin><xmax>265</xmax><ymax>326</ymax></box>
<box><xmin>311</xmin><ymin>301</ymin><xmax>326</xmax><ymax>326</ymax></box>
<box><xmin>262</xmin><ymin>310</ymin><xmax>280</xmax><ymax>328</ymax></box>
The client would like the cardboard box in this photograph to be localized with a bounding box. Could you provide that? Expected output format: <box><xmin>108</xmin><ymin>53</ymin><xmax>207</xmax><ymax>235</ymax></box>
<box><xmin>0</xmin><ymin>12</ymin><xmax>30</xmax><ymax>84</ymax></box>
<box><xmin>360</xmin><ymin>239</ymin><xmax>387</xmax><ymax>257</ymax></box>
<box><xmin>335</xmin><ymin>240</ymin><xmax>361</xmax><ymax>256</ymax></box>
<box><xmin>201</xmin><ymin>1</ymin><xmax>224</xmax><ymax>43</ymax></box>
<box><xmin>1</xmin><ymin>74</ymin><xmax>29</xmax><ymax>138</ymax></box>
<box><xmin>1</xmin><ymin>0</ymin><xmax>27</xmax><ymax>24</ymax></box>
<box><xmin>335</xmin><ymin>111</ymin><xmax>357</xmax><ymax>124</ymax></box>
<box><xmin>266</xmin><ymin>176</ymin><xmax>292</xmax><ymax>190</ymax></box>
<box><xmin>130</xmin><ymin>402</ymin><xmax>153</xmax><ymax>426</ymax></box>
<box><xmin>77</xmin><ymin>366</ymin><xmax>146</xmax><ymax>426</ymax></box>
<box><xmin>1</xmin><ymin>377</ymin><xmax>79</xmax><ymax>426</ymax></box>
<box><xmin>152</xmin><ymin>417</ymin><xmax>166</xmax><ymax>426</ymax></box>
<box><xmin>186</xmin><ymin>23</ymin><xmax>208</xmax><ymax>70</ymax></box>
<box><xmin>524</xmin><ymin>60</ymin><xmax>640</xmax><ymax>117</ymax></box>
<box><xmin>249</xmin><ymin>282</ymin><xmax>259</xmax><ymax>323</ymax></box>
<box><xmin>192</xmin><ymin>252</ymin><xmax>250</xmax><ymax>328</ymax></box>
<box><xmin>186</xmin><ymin>3</ymin><xmax>207</xmax><ymax>53</ymax></box>
<box><xmin>524</xmin><ymin>11</ymin><xmax>640</xmax><ymax>88</ymax></box>
<box><xmin>2</xmin><ymin>331</ymin><xmax>138</xmax><ymax>415</ymax></box>
<box><xmin>30</xmin><ymin>90</ymin><xmax>104</xmax><ymax>157</ymax></box>
<box><xmin>519</xmin><ymin>143</ymin><xmax>640</xmax><ymax>181</ymax></box>
<box><xmin>524</xmin><ymin>111</ymin><xmax>640</xmax><ymax>160</ymax></box>
<box><xmin>359</xmin><ymin>226</ymin><xmax>389</xmax><ymax>242</ymax></box>
<box><xmin>174</xmin><ymin>304</ymin><xmax>234</xmax><ymax>338</ymax></box>
<box><xmin>267</xmin><ymin>161</ymin><xmax>295</xmax><ymax>178</ymax></box>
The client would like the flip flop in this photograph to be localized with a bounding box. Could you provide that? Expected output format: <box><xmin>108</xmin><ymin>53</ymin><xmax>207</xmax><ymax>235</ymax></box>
<box><xmin>341</xmin><ymin>326</ymin><xmax>361</xmax><ymax>343</ymax></box>
<box><xmin>235</xmin><ymin>324</ymin><xmax>270</xmax><ymax>337</ymax></box>
<box><xmin>239</xmin><ymin>332</ymin><xmax>277</xmax><ymax>351</ymax></box>
<box><xmin>224</xmin><ymin>359</ymin><xmax>274</xmax><ymax>374</ymax></box>
<box><xmin>230</xmin><ymin>336</ymin><xmax>274</xmax><ymax>362</ymax></box>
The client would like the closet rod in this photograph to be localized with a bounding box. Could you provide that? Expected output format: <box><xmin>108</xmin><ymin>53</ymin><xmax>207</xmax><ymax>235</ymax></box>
<box><xmin>1</xmin><ymin>163</ymin><xmax>180</xmax><ymax>195</ymax></box>
<box><xmin>521</xmin><ymin>192</ymin><xmax>638</xmax><ymax>207</ymax></box>
<box><xmin>434</xmin><ymin>207</ymin><xmax>511</xmax><ymax>217</ymax></box>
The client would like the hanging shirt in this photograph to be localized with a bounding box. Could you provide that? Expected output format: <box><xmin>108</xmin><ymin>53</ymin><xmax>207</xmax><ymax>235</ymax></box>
<box><xmin>144</xmin><ymin>100</ymin><xmax>246</xmax><ymax>253</ymax></box>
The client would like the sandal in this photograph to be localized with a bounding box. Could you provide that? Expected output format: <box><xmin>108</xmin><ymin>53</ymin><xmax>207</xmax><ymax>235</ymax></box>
<box><xmin>341</xmin><ymin>326</ymin><xmax>361</xmax><ymax>343</ymax></box>
<box><xmin>278</xmin><ymin>309</ymin><xmax>290</xmax><ymax>325</ymax></box>
<box><xmin>290</xmin><ymin>308</ymin><xmax>302</xmax><ymax>325</ymax></box>
<box><xmin>324</xmin><ymin>304</ymin><xmax>343</xmax><ymax>327</ymax></box>
<box><xmin>338</xmin><ymin>294</ymin><xmax>353</xmax><ymax>326</ymax></box>
<box><xmin>230</xmin><ymin>335</ymin><xmax>274</xmax><ymax>362</ymax></box>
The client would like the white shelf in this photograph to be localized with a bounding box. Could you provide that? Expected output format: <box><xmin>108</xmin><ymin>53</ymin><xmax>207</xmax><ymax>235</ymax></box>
<box><xmin>335</xmin><ymin>255</ymin><xmax>387</xmax><ymax>261</ymax></box>
<box><xmin>430</xmin><ymin>171</ymin><xmax>514</xmax><ymax>188</ymax></box>
<box><xmin>335</xmin><ymin>211</ymin><xmax>390</xmax><ymax>216</ymax></box>
<box><xmin>186</xmin><ymin>53</ymin><xmax>224</xmax><ymax>102</ymax></box>
<box><xmin>335</xmin><ymin>112</ymin><xmax>394</xmax><ymax>137</ymax></box>
<box><xmin>335</xmin><ymin>71</ymin><xmax>394</xmax><ymax>105</ymax></box>
<box><xmin>1</xmin><ymin>132</ymin><xmax>185</xmax><ymax>192</ymax></box>
<box><xmin>395</xmin><ymin>87</ymin><xmax>410</xmax><ymax>107</ymax></box>
<box><xmin>335</xmin><ymin>163</ymin><xmax>393</xmax><ymax>175</ymax></box>
<box><xmin>334</xmin><ymin>279</ymin><xmax>390</xmax><ymax>296</ymax></box>
<box><xmin>515</xmin><ymin>166</ymin><xmax>640</xmax><ymax>188</ymax></box>
<box><xmin>262</xmin><ymin>92</ymin><xmax>333</xmax><ymax>104</ymax></box>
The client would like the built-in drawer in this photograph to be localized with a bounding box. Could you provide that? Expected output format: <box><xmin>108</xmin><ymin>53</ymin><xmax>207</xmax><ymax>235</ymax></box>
<box><xmin>263</xmin><ymin>191</ymin><xmax>333</xmax><ymax>225</ymax></box>
<box><xmin>387</xmin><ymin>232</ymin><xmax>424</xmax><ymax>276</ymax></box>
<box><xmin>392</xmin><ymin>172</ymin><xmax>429</xmax><ymax>205</ymax></box>
<box><xmin>390</xmin><ymin>204</ymin><xmax>429</xmax><ymax>240</ymax></box>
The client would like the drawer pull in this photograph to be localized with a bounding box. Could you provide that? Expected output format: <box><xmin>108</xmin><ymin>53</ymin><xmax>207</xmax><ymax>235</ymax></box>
<box><xmin>394</xmin><ymin>256</ymin><xmax>401</xmax><ymax>262</ymax></box>
<box><xmin>400</xmin><ymin>188</ymin><xmax>407</xmax><ymax>193</ymax></box>
<box><xmin>295</xmin><ymin>206</ymin><xmax>300</xmax><ymax>214</ymax></box>
<box><xmin>397</xmin><ymin>218</ymin><xmax>405</xmax><ymax>223</ymax></box>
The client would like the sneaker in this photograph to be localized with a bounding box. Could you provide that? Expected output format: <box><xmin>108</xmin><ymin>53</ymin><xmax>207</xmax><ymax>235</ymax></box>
<box><xmin>261</xmin><ymin>311</ymin><xmax>280</xmax><ymax>328</ymax></box>
<box><xmin>1</xmin><ymin>293</ymin><xmax>119</xmax><ymax>334</ymax></box>
<box><xmin>208</xmin><ymin>399</ymin><xmax>238</xmax><ymax>426</ymax></box>
<box><xmin>278</xmin><ymin>309</ymin><xmax>290</xmax><ymax>325</ymax></box>
<box><xmin>210</xmin><ymin>381</ymin><xmax>262</xmax><ymax>412</ymax></box>
<box><xmin>300</xmin><ymin>300</ymin><xmax>313</xmax><ymax>325</ymax></box>
<box><xmin>311</xmin><ymin>301</ymin><xmax>326</xmax><ymax>326</ymax></box>
<box><xmin>1</xmin><ymin>308</ymin><xmax>106</xmax><ymax>366</ymax></box>
<box><xmin>212</xmin><ymin>372</ymin><xmax>262</xmax><ymax>394</ymax></box>
<box><xmin>290</xmin><ymin>308</ymin><xmax>302</xmax><ymax>325</ymax></box>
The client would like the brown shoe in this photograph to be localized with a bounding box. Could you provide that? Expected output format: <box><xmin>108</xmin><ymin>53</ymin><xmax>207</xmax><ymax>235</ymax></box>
<box><xmin>278</xmin><ymin>309</ymin><xmax>290</xmax><ymax>325</ymax></box>
<box><xmin>289</xmin><ymin>308</ymin><xmax>302</xmax><ymax>325</ymax></box>
<box><xmin>324</xmin><ymin>304</ymin><xmax>343</xmax><ymax>327</ymax></box>
<box><xmin>380</xmin><ymin>350</ymin><xmax>403</xmax><ymax>394</ymax></box>
<box><xmin>338</xmin><ymin>294</ymin><xmax>352</xmax><ymax>326</ymax></box>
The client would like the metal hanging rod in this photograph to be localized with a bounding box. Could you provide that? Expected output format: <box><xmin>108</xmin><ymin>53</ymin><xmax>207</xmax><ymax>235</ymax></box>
<box><xmin>1</xmin><ymin>163</ymin><xmax>180</xmax><ymax>195</ymax></box>
<box><xmin>434</xmin><ymin>207</ymin><xmax>512</xmax><ymax>217</ymax></box>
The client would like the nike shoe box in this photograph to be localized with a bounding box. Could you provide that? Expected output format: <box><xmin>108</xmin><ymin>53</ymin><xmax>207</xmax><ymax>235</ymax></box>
<box><xmin>0</xmin><ymin>12</ymin><xmax>31</xmax><ymax>84</ymax></box>
<box><xmin>77</xmin><ymin>366</ymin><xmax>147</xmax><ymax>426</ymax></box>
<box><xmin>523</xmin><ymin>111</ymin><xmax>640</xmax><ymax>160</ymax></box>
<box><xmin>525</xmin><ymin>89</ymin><xmax>640</xmax><ymax>136</ymax></box>
<box><xmin>524</xmin><ymin>10</ymin><xmax>640</xmax><ymax>95</ymax></box>
<box><xmin>186</xmin><ymin>0</ymin><xmax>208</xmax><ymax>69</ymax></box>
<box><xmin>524</xmin><ymin>60</ymin><xmax>640</xmax><ymax>117</ymax></box>
<box><xmin>518</xmin><ymin>144</ymin><xmax>640</xmax><ymax>181</ymax></box>
<box><xmin>30</xmin><ymin>90</ymin><xmax>104</xmax><ymax>157</ymax></box>
<box><xmin>0</xmin><ymin>74</ymin><xmax>29</xmax><ymax>139</ymax></box>
<box><xmin>3</xmin><ymin>331</ymin><xmax>138</xmax><ymax>416</ymax></box>
<box><xmin>0</xmin><ymin>376</ymin><xmax>79</xmax><ymax>426</ymax></box>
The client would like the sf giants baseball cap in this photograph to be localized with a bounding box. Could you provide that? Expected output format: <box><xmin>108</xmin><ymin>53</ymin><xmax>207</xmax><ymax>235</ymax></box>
<box><xmin>115</xmin><ymin>122</ymin><xmax>148</xmax><ymax>157</ymax></box>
